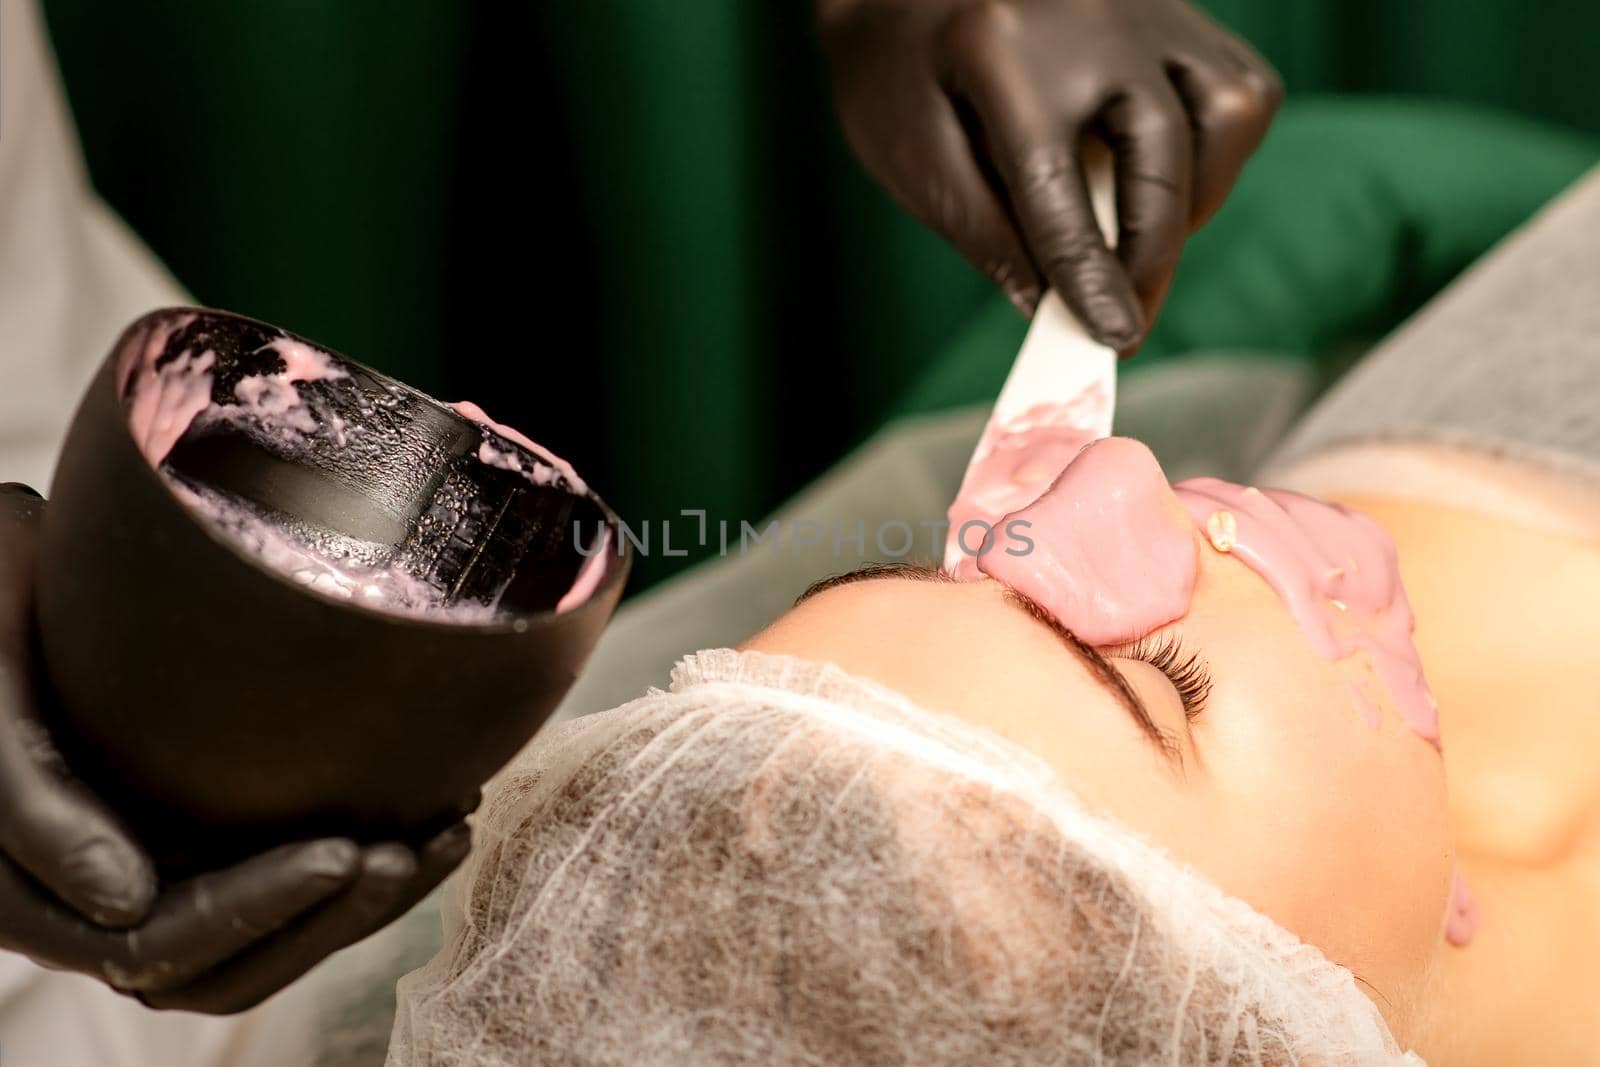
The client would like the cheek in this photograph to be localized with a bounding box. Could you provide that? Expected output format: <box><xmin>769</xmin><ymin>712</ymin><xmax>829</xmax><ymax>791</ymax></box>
<box><xmin>1284</xmin><ymin>727</ymin><xmax>1453</xmax><ymax>982</ymax></box>
<box><xmin>1185</xmin><ymin>577</ymin><xmax>1454</xmax><ymax>966</ymax></box>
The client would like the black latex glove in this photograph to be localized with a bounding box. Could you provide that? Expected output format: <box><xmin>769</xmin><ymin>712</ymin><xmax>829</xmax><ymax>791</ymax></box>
<box><xmin>0</xmin><ymin>483</ymin><xmax>472</xmax><ymax>1014</ymax></box>
<box><xmin>818</xmin><ymin>0</ymin><xmax>1282</xmax><ymax>352</ymax></box>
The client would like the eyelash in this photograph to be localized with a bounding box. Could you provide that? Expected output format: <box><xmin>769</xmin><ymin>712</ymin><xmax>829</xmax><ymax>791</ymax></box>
<box><xmin>1122</xmin><ymin>634</ymin><xmax>1213</xmax><ymax>719</ymax></box>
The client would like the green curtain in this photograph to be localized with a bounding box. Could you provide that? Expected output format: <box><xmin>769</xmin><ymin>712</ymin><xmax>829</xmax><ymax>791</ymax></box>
<box><xmin>42</xmin><ymin>1</ymin><xmax>1600</xmax><ymax>588</ymax></box>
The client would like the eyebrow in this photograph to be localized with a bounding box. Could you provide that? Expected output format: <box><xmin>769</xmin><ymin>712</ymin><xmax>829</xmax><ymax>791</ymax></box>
<box><xmin>795</xmin><ymin>562</ymin><xmax>1180</xmax><ymax>762</ymax></box>
<box><xmin>795</xmin><ymin>560</ymin><xmax>957</xmax><ymax>602</ymax></box>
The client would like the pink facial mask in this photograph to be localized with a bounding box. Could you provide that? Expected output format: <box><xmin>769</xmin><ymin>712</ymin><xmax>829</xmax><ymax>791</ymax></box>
<box><xmin>945</xmin><ymin>432</ymin><xmax>1477</xmax><ymax>945</ymax></box>
<box><xmin>945</xmin><ymin>393</ymin><xmax>1109</xmax><ymax>567</ymax></box>
<box><xmin>972</xmin><ymin>437</ymin><xmax>1198</xmax><ymax>647</ymax></box>
<box><xmin>951</xmin><ymin>436</ymin><xmax>1439</xmax><ymax>741</ymax></box>
<box><xmin>1173</xmin><ymin>478</ymin><xmax>1439</xmax><ymax>746</ymax></box>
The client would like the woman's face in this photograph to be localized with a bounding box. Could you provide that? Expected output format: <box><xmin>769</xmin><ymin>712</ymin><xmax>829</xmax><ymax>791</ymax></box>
<box><xmin>741</xmin><ymin>450</ymin><xmax>1454</xmax><ymax>1031</ymax></box>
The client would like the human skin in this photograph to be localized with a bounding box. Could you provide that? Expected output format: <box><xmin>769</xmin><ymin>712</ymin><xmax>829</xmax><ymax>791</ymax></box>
<box><xmin>1336</xmin><ymin>488</ymin><xmax>1600</xmax><ymax>1067</ymax></box>
<box><xmin>742</xmin><ymin>457</ymin><xmax>1600</xmax><ymax>1063</ymax></box>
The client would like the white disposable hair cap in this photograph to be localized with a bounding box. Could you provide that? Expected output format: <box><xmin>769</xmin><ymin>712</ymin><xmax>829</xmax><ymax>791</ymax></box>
<box><xmin>389</xmin><ymin>648</ymin><xmax>1422</xmax><ymax>1066</ymax></box>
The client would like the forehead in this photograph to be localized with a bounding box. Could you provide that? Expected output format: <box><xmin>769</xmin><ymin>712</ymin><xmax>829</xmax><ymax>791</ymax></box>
<box><xmin>748</xmin><ymin>576</ymin><xmax>1119</xmax><ymax>723</ymax></box>
<box><xmin>742</xmin><ymin>572</ymin><xmax>1180</xmax><ymax>802</ymax></box>
<box><xmin>775</xmin><ymin>573</ymin><xmax>1006</xmax><ymax>640</ymax></box>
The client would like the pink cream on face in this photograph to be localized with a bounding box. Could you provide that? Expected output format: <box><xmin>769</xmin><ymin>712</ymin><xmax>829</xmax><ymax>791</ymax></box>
<box><xmin>973</xmin><ymin>437</ymin><xmax>1199</xmax><ymax>647</ymax></box>
<box><xmin>944</xmin><ymin>429</ymin><xmax>1478</xmax><ymax>945</ymax></box>
<box><xmin>1174</xmin><ymin>478</ymin><xmax>1440</xmax><ymax>746</ymax></box>
<box><xmin>945</xmin><ymin>394</ymin><xmax>1108</xmax><ymax>575</ymax></box>
<box><xmin>948</xmin><ymin>435</ymin><xmax>1440</xmax><ymax>742</ymax></box>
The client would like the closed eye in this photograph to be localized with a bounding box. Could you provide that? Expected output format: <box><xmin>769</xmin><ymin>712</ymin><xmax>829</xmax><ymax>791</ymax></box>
<box><xmin>1113</xmin><ymin>634</ymin><xmax>1212</xmax><ymax>719</ymax></box>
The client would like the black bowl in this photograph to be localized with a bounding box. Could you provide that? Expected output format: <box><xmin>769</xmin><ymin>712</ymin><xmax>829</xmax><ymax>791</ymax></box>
<box><xmin>36</xmin><ymin>308</ymin><xmax>629</xmax><ymax>875</ymax></box>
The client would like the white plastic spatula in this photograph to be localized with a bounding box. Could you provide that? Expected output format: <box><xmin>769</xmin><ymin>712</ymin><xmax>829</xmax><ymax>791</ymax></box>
<box><xmin>985</xmin><ymin>287</ymin><xmax>1117</xmax><ymax>440</ymax></box>
<box><xmin>943</xmin><ymin>153</ymin><xmax>1120</xmax><ymax>570</ymax></box>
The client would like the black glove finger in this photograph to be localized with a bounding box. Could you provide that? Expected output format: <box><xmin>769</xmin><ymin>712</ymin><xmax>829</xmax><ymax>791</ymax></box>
<box><xmin>139</xmin><ymin>823</ymin><xmax>470</xmax><ymax>1014</ymax></box>
<box><xmin>0</xmin><ymin>847</ymin><xmax>119</xmax><ymax>966</ymax></box>
<box><xmin>101</xmin><ymin>838</ymin><xmax>361</xmax><ymax>992</ymax></box>
<box><xmin>1168</xmin><ymin>55</ymin><xmax>1281</xmax><ymax>229</ymax></box>
<box><xmin>946</xmin><ymin>34</ymin><xmax>1142</xmax><ymax>350</ymax></box>
<box><xmin>1210</xmin><ymin>26</ymin><xmax>1287</xmax><ymax>101</ymax></box>
<box><xmin>1095</xmin><ymin>81</ymin><xmax>1194</xmax><ymax>325</ymax></box>
<box><xmin>894</xmin><ymin>95</ymin><xmax>1045</xmax><ymax>313</ymax></box>
<box><xmin>0</xmin><ymin>489</ymin><xmax>157</xmax><ymax>926</ymax></box>
<box><xmin>0</xmin><ymin>836</ymin><xmax>346</xmax><ymax>982</ymax></box>
<box><xmin>0</xmin><ymin>731</ymin><xmax>157</xmax><ymax>928</ymax></box>
<box><xmin>1163</xmin><ymin>0</ymin><xmax>1283</xmax><ymax>96</ymax></box>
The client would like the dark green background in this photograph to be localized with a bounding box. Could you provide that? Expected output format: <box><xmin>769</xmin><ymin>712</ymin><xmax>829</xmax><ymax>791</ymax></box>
<box><xmin>42</xmin><ymin>2</ymin><xmax>1600</xmax><ymax>587</ymax></box>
